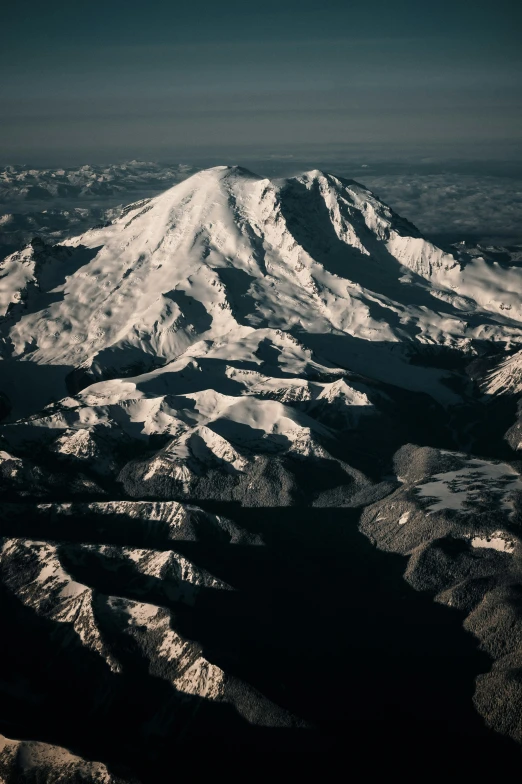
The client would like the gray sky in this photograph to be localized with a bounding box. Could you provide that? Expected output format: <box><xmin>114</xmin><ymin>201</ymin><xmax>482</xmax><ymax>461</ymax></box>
<box><xmin>1</xmin><ymin>0</ymin><xmax>521</xmax><ymax>164</ymax></box>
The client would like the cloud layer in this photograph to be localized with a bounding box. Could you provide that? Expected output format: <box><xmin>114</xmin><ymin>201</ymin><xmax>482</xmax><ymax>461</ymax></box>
<box><xmin>361</xmin><ymin>173</ymin><xmax>522</xmax><ymax>245</ymax></box>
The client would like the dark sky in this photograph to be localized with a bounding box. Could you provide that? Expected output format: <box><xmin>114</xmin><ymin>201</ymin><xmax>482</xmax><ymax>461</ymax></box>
<box><xmin>1</xmin><ymin>0</ymin><xmax>521</xmax><ymax>163</ymax></box>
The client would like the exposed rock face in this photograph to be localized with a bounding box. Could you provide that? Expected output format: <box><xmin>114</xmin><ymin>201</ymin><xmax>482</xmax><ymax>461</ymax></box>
<box><xmin>0</xmin><ymin>734</ymin><xmax>128</xmax><ymax>784</ymax></box>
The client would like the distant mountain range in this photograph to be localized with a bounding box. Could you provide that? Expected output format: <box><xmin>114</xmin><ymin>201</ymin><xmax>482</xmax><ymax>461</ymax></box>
<box><xmin>0</xmin><ymin>161</ymin><xmax>197</xmax><ymax>260</ymax></box>
<box><xmin>0</xmin><ymin>161</ymin><xmax>196</xmax><ymax>203</ymax></box>
<box><xmin>2</xmin><ymin>166</ymin><xmax>522</xmax><ymax>778</ymax></box>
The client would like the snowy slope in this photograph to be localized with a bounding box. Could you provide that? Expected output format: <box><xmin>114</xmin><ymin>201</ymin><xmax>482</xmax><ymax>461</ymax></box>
<box><xmin>4</xmin><ymin>166</ymin><xmax>522</xmax><ymax>773</ymax></box>
<box><xmin>3</xmin><ymin>166</ymin><xmax>522</xmax><ymax>499</ymax></box>
<box><xmin>2</xmin><ymin>167</ymin><xmax>522</xmax><ymax>389</ymax></box>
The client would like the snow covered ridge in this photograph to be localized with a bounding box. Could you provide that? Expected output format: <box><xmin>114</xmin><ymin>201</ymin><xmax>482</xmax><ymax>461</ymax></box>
<box><xmin>3</xmin><ymin>165</ymin><xmax>522</xmax><ymax>510</ymax></box>
<box><xmin>2</xmin><ymin>166</ymin><xmax>522</xmax><ymax>403</ymax></box>
<box><xmin>4</xmin><ymin>165</ymin><xmax>522</xmax><ymax>771</ymax></box>
<box><xmin>0</xmin><ymin>532</ymin><xmax>227</xmax><ymax>688</ymax></box>
<box><xmin>0</xmin><ymin>500</ymin><xmax>302</xmax><ymax>771</ymax></box>
<box><xmin>3</xmin><ymin>165</ymin><xmax>522</xmax><ymax>498</ymax></box>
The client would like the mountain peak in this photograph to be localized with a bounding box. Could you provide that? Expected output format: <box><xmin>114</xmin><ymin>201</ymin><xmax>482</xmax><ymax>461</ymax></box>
<box><xmin>1</xmin><ymin>165</ymin><xmax>522</xmax><ymax>418</ymax></box>
<box><xmin>190</xmin><ymin>164</ymin><xmax>263</xmax><ymax>182</ymax></box>
<box><xmin>3</xmin><ymin>162</ymin><xmax>522</xmax><ymax>767</ymax></box>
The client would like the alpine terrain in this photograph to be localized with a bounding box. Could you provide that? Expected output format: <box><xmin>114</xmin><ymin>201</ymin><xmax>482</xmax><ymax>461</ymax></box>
<box><xmin>2</xmin><ymin>165</ymin><xmax>522</xmax><ymax>776</ymax></box>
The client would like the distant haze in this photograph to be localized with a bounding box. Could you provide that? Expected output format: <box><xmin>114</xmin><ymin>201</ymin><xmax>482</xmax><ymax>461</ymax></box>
<box><xmin>1</xmin><ymin>0</ymin><xmax>521</xmax><ymax>164</ymax></box>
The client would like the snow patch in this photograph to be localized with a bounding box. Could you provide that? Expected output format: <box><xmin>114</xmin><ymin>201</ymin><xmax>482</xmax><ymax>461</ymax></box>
<box><xmin>470</xmin><ymin>532</ymin><xmax>515</xmax><ymax>553</ymax></box>
<box><xmin>416</xmin><ymin>457</ymin><xmax>522</xmax><ymax>516</ymax></box>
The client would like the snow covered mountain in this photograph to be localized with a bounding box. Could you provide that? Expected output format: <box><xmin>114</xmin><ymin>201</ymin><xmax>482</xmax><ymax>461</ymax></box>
<box><xmin>0</xmin><ymin>161</ymin><xmax>197</xmax><ymax>261</ymax></box>
<box><xmin>2</xmin><ymin>165</ymin><xmax>522</xmax><ymax>777</ymax></box>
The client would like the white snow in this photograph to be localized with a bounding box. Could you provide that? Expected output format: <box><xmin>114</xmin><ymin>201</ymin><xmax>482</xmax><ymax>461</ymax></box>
<box><xmin>0</xmin><ymin>246</ymin><xmax>35</xmax><ymax>316</ymax></box>
<box><xmin>470</xmin><ymin>532</ymin><xmax>516</xmax><ymax>553</ymax></box>
<box><xmin>484</xmin><ymin>350</ymin><xmax>522</xmax><ymax>396</ymax></box>
<box><xmin>415</xmin><ymin>456</ymin><xmax>522</xmax><ymax>516</ymax></box>
<box><xmin>0</xmin><ymin>450</ymin><xmax>21</xmax><ymax>461</ymax></box>
<box><xmin>4</xmin><ymin>165</ymin><xmax>522</xmax><ymax>771</ymax></box>
<box><xmin>0</xmin><ymin>539</ymin><xmax>120</xmax><ymax>670</ymax></box>
<box><xmin>112</xmin><ymin>596</ymin><xmax>224</xmax><ymax>698</ymax></box>
<box><xmin>3</xmin><ymin>164</ymin><xmax>522</xmax><ymax>429</ymax></box>
<box><xmin>3</xmin><ymin>166</ymin><xmax>522</xmax><ymax>501</ymax></box>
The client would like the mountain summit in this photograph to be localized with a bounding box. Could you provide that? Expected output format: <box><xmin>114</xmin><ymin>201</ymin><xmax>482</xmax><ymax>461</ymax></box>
<box><xmin>2</xmin><ymin>166</ymin><xmax>522</xmax><ymax>775</ymax></box>
<box><xmin>2</xmin><ymin>165</ymin><xmax>522</xmax><ymax>412</ymax></box>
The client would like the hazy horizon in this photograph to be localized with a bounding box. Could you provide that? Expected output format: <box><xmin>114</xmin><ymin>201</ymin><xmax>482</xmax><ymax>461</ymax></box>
<box><xmin>2</xmin><ymin>0</ymin><xmax>521</xmax><ymax>248</ymax></box>
<box><xmin>2</xmin><ymin>0</ymin><xmax>521</xmax><ymax>163</ymax></box>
